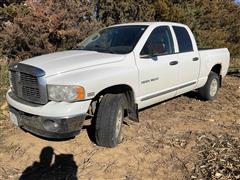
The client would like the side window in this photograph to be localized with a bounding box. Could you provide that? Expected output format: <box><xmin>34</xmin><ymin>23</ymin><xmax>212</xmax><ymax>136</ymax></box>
<box><xmin>140</xmin><ymin>26</ymin><xmax>175</xmax><ymax>56</ymax></box>
<box><xmin>173</xmin><ymin>26</ymin><xmax>193</xmax><ymax>53</ymax></box>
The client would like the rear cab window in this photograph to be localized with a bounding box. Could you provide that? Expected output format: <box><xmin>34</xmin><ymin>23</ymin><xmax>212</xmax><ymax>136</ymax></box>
<box><xmin>173</xmin><ymin>26</ymin><xmax>193</xmax><ymax>53</ymax></box>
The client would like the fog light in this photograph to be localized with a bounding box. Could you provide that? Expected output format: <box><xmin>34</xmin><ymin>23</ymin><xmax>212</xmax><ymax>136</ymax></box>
<box><xmin>43</xmin><ymin>119</ymin><xmax>60</xmax><ymax>132</ymax></box>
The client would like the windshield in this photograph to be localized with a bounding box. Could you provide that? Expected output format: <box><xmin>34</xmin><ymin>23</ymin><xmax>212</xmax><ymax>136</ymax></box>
<box><xmin>75</xmin><ymin>25</ymin><xmax>148</xmax><ymax>54</ymax></box>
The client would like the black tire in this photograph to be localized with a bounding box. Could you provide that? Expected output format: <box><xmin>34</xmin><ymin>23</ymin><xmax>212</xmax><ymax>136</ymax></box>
<box><xmin>95</xmin><ymin>94</ymin><xmax>124</xmax><ymax>148</ymax></box>
<box><xmin>198</xmin><ymin>72</ymin><xmax>220</xmax><ymax>101</ymax></box>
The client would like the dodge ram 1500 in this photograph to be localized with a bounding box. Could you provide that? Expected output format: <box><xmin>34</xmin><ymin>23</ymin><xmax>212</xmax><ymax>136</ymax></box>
<box><xmin>7</xmin><ymin>22</ymin><xmax>230</xmax><ymax>147</ymax></box>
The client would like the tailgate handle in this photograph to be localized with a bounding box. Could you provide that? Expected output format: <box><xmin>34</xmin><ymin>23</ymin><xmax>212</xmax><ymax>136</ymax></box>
<box><xmin>193</xmin><ymin>57</ymin><xmax>199</xmax><ymax>61</ymax></box>
<box><xmin>169</xmin><ymin>61</ymin><xmax>178</xmax><ymax>66</ymax></box>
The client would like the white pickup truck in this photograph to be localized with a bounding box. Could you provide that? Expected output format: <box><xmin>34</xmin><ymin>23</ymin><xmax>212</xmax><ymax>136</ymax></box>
<box><xmin>7</xmin><ymin>22</ymin><xmax>230</xmax><ymax>147</ymax></box>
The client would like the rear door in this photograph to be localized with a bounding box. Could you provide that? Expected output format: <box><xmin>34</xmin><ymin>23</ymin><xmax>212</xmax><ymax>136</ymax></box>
<box><xmin>172</xmin><ymin>26</ymin><xmax>200</xmax><ymax>95</ymax></box>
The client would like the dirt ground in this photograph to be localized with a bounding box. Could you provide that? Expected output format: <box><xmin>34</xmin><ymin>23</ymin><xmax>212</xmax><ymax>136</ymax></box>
<box><xmin>0</xmin><ymin>75</ymin><xmax>239</xmax><ymax>180</ymax></box>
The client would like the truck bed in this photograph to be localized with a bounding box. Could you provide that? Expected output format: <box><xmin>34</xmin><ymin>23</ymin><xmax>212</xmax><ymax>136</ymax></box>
<box><xmin>198</xmin><ymin>48</ymin><xmax>230</xmax><ymax>82</ymax></box>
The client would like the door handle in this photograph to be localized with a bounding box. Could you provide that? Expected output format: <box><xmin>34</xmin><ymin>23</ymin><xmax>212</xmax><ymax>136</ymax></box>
<box><xmin>193</xmin><ymin>57</ymin><xmax>199</xmax><ymax>61</ymax></box>
<box><xmin>169</xmin><ymin>61</ymin><xmax>178</xmax><ymax>66</ymax></box>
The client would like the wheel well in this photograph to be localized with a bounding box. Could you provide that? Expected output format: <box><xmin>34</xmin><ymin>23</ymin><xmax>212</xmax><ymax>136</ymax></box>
<box><xmin>211</xmin><ymin>64</ymin><xmax>222</xmax><ymax>75</ymax></box>
<box><xmin>91</xmin><ymin>85</ymin><xmax>139</xmax><ymax>122</ymax></box>
<box><xmin>95</xmin><ymin>85</ymin><xmax>134</xmax><ymax>97</ymax></box>
<box><xmin>211</xmin><ymin>64</ymin><xmax>222</xmax><ymax>86</ymax></box>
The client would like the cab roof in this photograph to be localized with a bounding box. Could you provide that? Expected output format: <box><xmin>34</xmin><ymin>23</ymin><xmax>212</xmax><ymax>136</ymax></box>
<box><xmin>110</xmin><ymin>22</ymin><xmax>187</xmax><ymax>28</ymax></box>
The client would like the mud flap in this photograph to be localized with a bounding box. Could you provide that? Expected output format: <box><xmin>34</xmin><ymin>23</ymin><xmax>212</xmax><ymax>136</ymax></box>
<box><xmin>128</xmin><ymin>103</ymin><xmax>139</xmax><ymax>122</ymax></box>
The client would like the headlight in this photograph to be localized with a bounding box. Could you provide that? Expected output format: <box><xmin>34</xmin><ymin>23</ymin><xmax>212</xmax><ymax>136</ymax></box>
<box><xmin>47</xmin><ymin>85</ymin><xmax>85</xmax><ymax>102</ymax></box>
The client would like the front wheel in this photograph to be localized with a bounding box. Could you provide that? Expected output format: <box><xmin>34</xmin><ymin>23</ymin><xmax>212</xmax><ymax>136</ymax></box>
<box><xmin>198</xmin><ymin>72</ymin><xmax>220</xmax><ymax>101</ymax></box>
<box><xmin>95</xmin><ymin>94</ymin><xmax>124</xmax><ymax>148</ymax></box>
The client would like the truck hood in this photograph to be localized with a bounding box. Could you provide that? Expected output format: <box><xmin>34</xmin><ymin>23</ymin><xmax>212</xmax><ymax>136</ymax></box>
<box><xmin>21</xmin><ymin>50</ymin><xmax>125</xmax><ymax>77</ymax></box>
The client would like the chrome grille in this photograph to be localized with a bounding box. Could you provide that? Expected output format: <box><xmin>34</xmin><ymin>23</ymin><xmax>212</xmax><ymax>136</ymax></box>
<box><xmin>9</xmin><ymin>63</ymin><xmax>48</xmax><ymax>105</ymax></box>
<box><xmin>22</xmin><ymin>86</ymin><xmax>41</xmax><ymax>99</ymax></box>
<box><xmin>20</xmin><ymin>73</ymin><xmax>38</xmax><ymax>86</ymax></box>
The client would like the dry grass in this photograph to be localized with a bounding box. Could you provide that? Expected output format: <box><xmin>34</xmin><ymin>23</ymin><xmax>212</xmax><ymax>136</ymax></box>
<box><xmin>229</xmin><ymin>58</ymin><xmax>240</xmax><ymax>73</ymax></box>
<box><xmin>191</xmin><ymin>133</ymin><xmax>240</xmax><ymax>179</ymax></box>
<box><xmin>0</xmin><ymin>61</ymin><xmax>9</xmax><ymax>102</ymax></box>
<box><xmin>0</xmin><ymin>61</ymin><xmax>9</xmax><ymax>149</ymax></box>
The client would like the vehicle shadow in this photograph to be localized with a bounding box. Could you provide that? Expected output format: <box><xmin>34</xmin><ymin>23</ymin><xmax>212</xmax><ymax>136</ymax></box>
<box><xmin>82</xmin><ymin>115</ymin><xmax>97</xmax><ymax>144</ymax></box>
<box><xmin>19</xmin><ymin>146</ymin><xmax>78</xmax><ymax>180</ymax></box>
<box><xmin>82</xmin><ymin>123</ymin><xmax>96</xmax><ymax>143</ymax></box>
<box><xmin>183</xmin><ymin>90</ymin><xmax>203</xmax><ymax>100</ymax></box>
<box><xmin>21</xmin><ymin>128</ymin><xmax>76</xmax><ymax>142</ymax></box>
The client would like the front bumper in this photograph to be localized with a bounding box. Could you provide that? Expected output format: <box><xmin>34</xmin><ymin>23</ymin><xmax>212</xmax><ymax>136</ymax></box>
<box><xmin>9</xmin><ymin>106</ymin><xmax>86</xmax><ymax>139</ymax></box>
<box><xmin>7</xmin><ymin>90</ymin><xmax>90</xmax><ymax>139</ymax></box>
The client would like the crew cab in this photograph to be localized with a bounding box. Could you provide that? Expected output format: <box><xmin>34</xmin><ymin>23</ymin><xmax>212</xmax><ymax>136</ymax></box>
<box><xmin>7</xmin><ymin>22</ymin><xmax>230</xmax><ymax>147</ymax></box>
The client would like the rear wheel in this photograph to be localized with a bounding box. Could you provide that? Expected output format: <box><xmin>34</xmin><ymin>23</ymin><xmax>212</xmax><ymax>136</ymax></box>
<box><xmin>199</xmin><ymin>72</ymin><xmax>220</xmax><ymax>101</ymax></box>
<box><xmin>95</xmin><ymin>94</ymin><xmax>124</xmax><ymax>148</ymax></box>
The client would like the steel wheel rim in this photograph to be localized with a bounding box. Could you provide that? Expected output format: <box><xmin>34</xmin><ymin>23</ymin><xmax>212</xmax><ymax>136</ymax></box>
<box><xmin>115</xmin><ymin>108</ymin><xmax>123</xmax><ymax>139</ymax></box>
<box><xmin>210</xmin><ymin>79</ymin><xmax>218</xmax><ymax>97</ymax></box>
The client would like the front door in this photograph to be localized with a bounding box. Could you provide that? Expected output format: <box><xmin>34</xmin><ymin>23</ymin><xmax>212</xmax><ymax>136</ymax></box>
<box><xmin>135</xmin><ymin>26</ymin><xmax>179</xmax><ymax>108</ymax></box>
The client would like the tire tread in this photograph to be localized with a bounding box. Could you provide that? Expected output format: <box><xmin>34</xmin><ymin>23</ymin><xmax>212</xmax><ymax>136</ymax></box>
<box><xmin>95</xmin><ymin>94</ymin><xmax>123</xmax><ymax>147</ymax></box>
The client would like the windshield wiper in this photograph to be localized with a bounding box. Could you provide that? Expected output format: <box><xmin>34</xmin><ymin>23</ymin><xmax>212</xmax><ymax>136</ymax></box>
<box><xmin>95</xmin><ymin>48</ymin><xmax>116</xmax><ymax>54</ymax></box>
<box><xmin>74</xmin><ymin>46</ymin><xmax>116</xmax><ymax>54</ymax></box>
